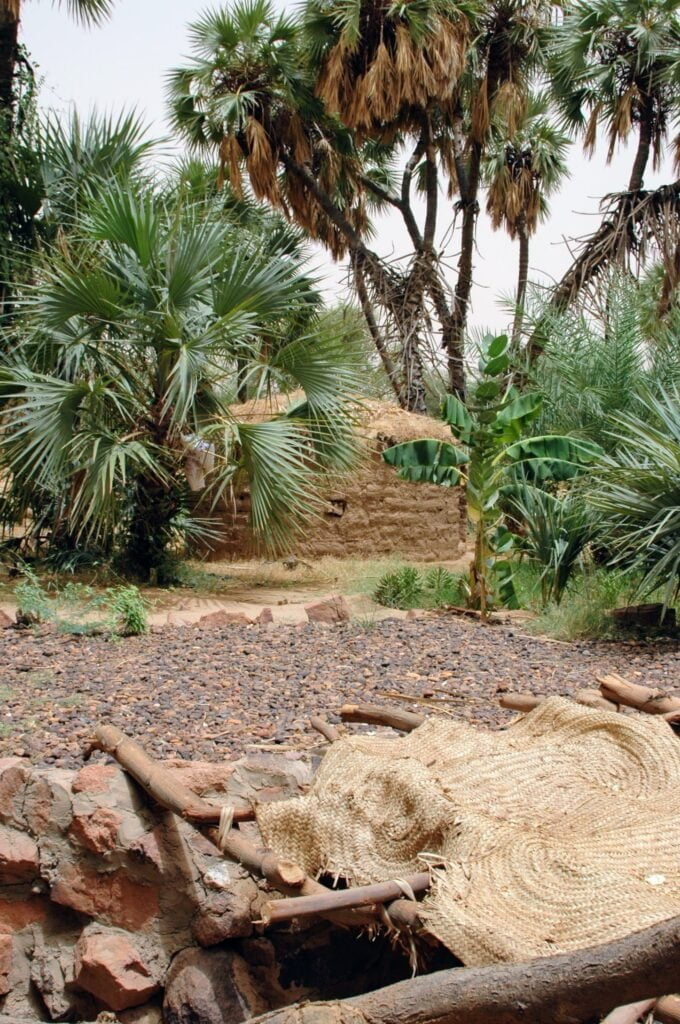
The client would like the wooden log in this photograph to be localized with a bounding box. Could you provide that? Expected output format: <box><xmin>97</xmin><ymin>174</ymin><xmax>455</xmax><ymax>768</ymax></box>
<box><xmin>92</xmin><ymin>725</ymin><xmax>253</xmax><ymax>824</ymax></box>
<box><xmin>601</xmin><ymin>999</ymin><xmax>656</xmax><ymax>1024</ymax></box>
<box><xmin>499</xmin><ymin>689</ymin><xmax>617</xmax><ymax>714</ymax></box>
<box><xmin>245</xmin><ymin>915</ymin><xmax>680</xmax><ymax>1024</ymax></box>
<box><xmin>656</xmin><ymin>995</ymin><xmax>680</xmax><ymax>1024</ymax></box>
<box><xmin>261</xmin><ymin>872</ymin><xmax>431</xmax><ymax>925</ymax></box>
<box><xmin>309</xmin><ymin>716</ymin><xmax>340</xmax><ymax>743</ymax></box>
<box><xmin>598</xmin><ymin>674</ymin><xmax>680</xmax><ymax>716</ymax></box>
<box><xmin>340</xmin><ymin>704</ymin><xmax>424</xmax><ymax>732</ymax></box>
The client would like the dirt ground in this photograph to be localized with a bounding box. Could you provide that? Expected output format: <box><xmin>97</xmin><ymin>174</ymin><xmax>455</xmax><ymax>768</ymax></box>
<box><xmin>1</xmin><ymin>614</ymin><xmax>678</xmax><ymax>769</ymax></box>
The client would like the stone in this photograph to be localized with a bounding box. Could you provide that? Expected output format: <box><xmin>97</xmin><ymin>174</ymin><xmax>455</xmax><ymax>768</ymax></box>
<box><xmin>198</xmin><ymin>610</ymin><xmax>252</xmax><ymax>627</ymax></box>
<box><xmin>304</xmin><ymin>595</ymin><xmax>350</xmax><ymax>624</ymax></box>
<box><xmin>51</xmin><ymin>864</ymin><xmax>159</xmax><ymax>931</ymax></box>
<box><xmin>164</xmin><ymin>948</ymin><xmax>268</xmax><ymax>1024</ymax></box>
<box><xmin>0</xmin><ymin>609</ymin><xmax>13</xmax><ymax>629</ymax></box>
<box><xmin>69</xmin><ymin>807</ymin><xmax>122</xmax><ymax>854</ymax></box>
<box><xmin>74</xmin><ymin>931</ymin><xmax>159</xmax><ymax>1011</ymax></box>
<box><xmin>0</xmin><ymin>825</ymin><xmax>39</xmax><ymax>883</ymax></box>
<box><xmin>256</xmin><ymin>607</ymin><xmax>274</xmax><ymax>624</ymax></box>
<box><xmin>0</xmin><ymin>896</ymin><xmax>48</xmax><ymax>933</ymax></box>
<box><xmin>164</xmin><ymin>761</ymin><xmax>234</xmax><ymax>796</ymax></box>
<box><xmin>0</xmin><ymin>933</ymin><xmax>13</xmax><ymax>995</ymax></box>
<box><xmin>191</xmin><ymin>883</ymin><xmax>254</xmax><ymax>947</ymax></box>
<box><xmin>72</xmin><ymin>763</ymin><xmax>117</xmax><ymax>794</ymax></box>
<box><xmin>119</xmin><ymin>999</ymin><xmax>164</xmax><ymax>1024</ymax></box>
<box><xmin>0</xmin><ymin>759</ymin><xmax>29</xmax><ymax>827</ymax></box>
<box><xmin>128</xmin><ymin>829</ymin><xmax>164</xmax><ymax>871</ymax></box>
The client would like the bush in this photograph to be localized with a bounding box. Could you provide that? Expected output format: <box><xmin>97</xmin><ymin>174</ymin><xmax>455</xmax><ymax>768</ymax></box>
<box><xmin>374</xmin><ymin>566</ymin><xmax>423</xmax><ymax>609</ymax></box>
<box><xmin>105</xmin><ymin>585</ymin><xmax>149</xmax><ymax>636</ymax></box>
<box><xmin>12</xmin><ymin>572</ymin><xmax>149</xmax><ymax>636</ymax></box>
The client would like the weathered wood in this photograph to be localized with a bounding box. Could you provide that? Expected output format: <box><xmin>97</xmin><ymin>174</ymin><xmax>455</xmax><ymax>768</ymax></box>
<box><xmin>246</xmin><ymin>915</ymin><xmax>680</xmax><ymax>1024</ymax></box>
<box><xmin>261</xmin><ymin>872</ymin><xmax>431</xmax><ymax>925</ymax></box>
<box><xmin>598</xmin><ymin>674</ymin><xmax>680</xmax><ymax>717</ymax></box>
<box><xmin>340</xmin><ymin>704</ymin><xmax>425</xmax><ymax>732</ymax></box>
<box><xmin>309</xmin><ymin>716</ymin><xmax>341</xmax><ymax>743</ymax></box>
<box><xmin>499</xmin><ymin>689</ymin><xmax>617</xmax><ymax>714</ymax></box>
<box><xmin>92</xmin><ymin>725</ymin><xmax>254</xmax><ymax>824</ymax></box>
<box><xmin>601</xmin><ymin>999</ymin><xmax>656</xmax><ymax>1024</ymax></box>
<box><xmin>656</xmin><ymin>995</ymin><xmax>680</xmax><ymax>1024</ymax></box>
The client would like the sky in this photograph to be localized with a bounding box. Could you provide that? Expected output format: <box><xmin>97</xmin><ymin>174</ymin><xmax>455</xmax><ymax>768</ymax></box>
<box><xmin>22</xmin><ymin>0</ymin><xmax>675</xmax><ymax>331</ymax></box>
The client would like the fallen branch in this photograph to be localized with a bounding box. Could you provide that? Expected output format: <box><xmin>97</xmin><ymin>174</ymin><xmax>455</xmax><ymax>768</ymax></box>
<box><xmin>246</xmin><ymin>915</ymin><xmax>680</xmax><ymax>1024</ymax></box>
<box><xmin>261</xmin><ymin>872</ymin><xmax>431</xmax><ymax>925</ymax></box>
<box><xmin>597</xmin><ymin>674</ymin><xmax>680</xmax><ymax>717</ymax></box>
<box><xmin>499</xmin><ymin>689</ymin><xmax>617</xmax><ymax>714</ymax></box>
<box><xmin>601</xmin><ymin>999</ymin><xmax>656</xmax><ymax>1024</ymax></box>
<box><xmin>92</xmin><ymin>725</ymin><xmax>254</xmax><ymax>824</ymax></box>
<box><xmin>309</xmin><ymin>716</ymin><xmax>340</xmax><ymax>743</ymax></box>
<box><xmin>656</xmin><ymin>995</ymin><xmax>680</xmax><ymax>1023</ymax></box>
<box><xmin>340</xmin><ymin>704</ymin><xmax>425</xmax><ymax>732</ymax></box>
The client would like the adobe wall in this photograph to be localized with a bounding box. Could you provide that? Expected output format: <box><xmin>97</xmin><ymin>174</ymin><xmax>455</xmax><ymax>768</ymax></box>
<box><xmin>210</xmin><ymin>454</ymin><xmax>467</xmax><ymax>562</ymax></box>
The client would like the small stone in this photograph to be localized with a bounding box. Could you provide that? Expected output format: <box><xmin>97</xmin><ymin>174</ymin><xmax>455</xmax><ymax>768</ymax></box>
<box><xmin>51</xmin><ymin>865</ymin><xmax>159</xmax><ymax>931</ymax></box>
<box><xmin>256</xmin><ymin>607</ymin><xmax>274</xmax><ymax>625</ymax></box>
<box><xmin>0</xmin><ymin>933</ymin><xmax>13</xmax><ymax>995</ymax></box>
<box><xmin>72</xmin><ymin>763</ymin><xmax>117</xmax><ymax>794</ymax></box>
<box><xmin>0</xmin><ymin>825</ymin><xmax>39</xmax><ymax>883</ymax></box>
<box><xmin>304</xmin><ymin>596</ymin><xmax>350</xmax><ymax>624</ymax></box>
<box><xmin>69</xmin><ymin>807</ymin><xmax>122</xmax><ymax>854</ymax></box>
<box><xmin>0</xmin><ymin>610</ymin><xmax>13</xmax><ymax>629</ymax></box>
<box><xmin>198</xmin><ymin>611</ymin><xmax>252</xmax><ymax>627</ymax></box>
<box><xmin>164</xmin><ymin>948</ymin><xmax>267</xmax><ymax>1024</ymax></box>
<box><xmin>75</xmin><ymin>931</ymin><xmax>159</xmax><ymax>1011</ymax></box>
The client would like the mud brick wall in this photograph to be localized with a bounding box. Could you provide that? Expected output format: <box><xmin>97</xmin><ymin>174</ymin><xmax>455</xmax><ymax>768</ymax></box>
<box><xmin>210</xmin><ymin>454</ymin><xmax>468</xmax><ymax>562</ymax></box>
<box><xmin>0</xmin><ymin>752</ymin><xmax>313</xmax><ymax>1022</ymax></box>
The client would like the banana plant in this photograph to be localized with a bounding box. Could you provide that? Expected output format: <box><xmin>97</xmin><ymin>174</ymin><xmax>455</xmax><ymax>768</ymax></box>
<box><xmin>383</xmin><ymin>334</ymin><xmax>603</xmax><ymax>618</ymax></box>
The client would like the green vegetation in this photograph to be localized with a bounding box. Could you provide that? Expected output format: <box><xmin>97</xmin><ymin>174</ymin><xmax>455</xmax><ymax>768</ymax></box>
<box><xmin>13</xmin><ymin>570</ymin><xmax>148</xmax><ymax>636</ymax></box>
<box><xmin>374</xmin><ymin>566</ymin><xmax>466</xmax><ymax>610</ymax></box>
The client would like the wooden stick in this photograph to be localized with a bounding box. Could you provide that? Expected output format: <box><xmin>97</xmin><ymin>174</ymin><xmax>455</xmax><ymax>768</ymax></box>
<box><xmin>500</xmin><ymin>690</ymin><xmax>617</xmax><ymax>714</ymax></box>
<box><xmin>261</xmin><ymin>872</ymin><xmax>431</xmax><ymax>925</ymax></box>
<box><xmin>601</xmin><ymin>999</ymin><xmax>656</xmax><ymax>1024</ymax></box>
<box><xmin>340</xmin><ymin>703</ymin><xmax>424</xmax><ymax>732</ymax></box>
<box><xmin>598</xmin><ymin>674</ymin><xmax>680</xmax><ymax>716</ymax></box>
<box><xmin>656</xmin><ymin>995</ymin><xmax>680</xmax><ymax>1024</ymax></box>
<box><xmin>246</xmin><ymin>915</ymin><xmax>680</xmax><ymax>1024</ymax></box>
<box><xmin>309</xmin><ymin>716</ymin><xmax>340</xmax><ymax>743</ymax></box>
<box><xmin>92</xmin><ymin>725</ymin><xmax>254</xmax><ymax>824</ymax></box>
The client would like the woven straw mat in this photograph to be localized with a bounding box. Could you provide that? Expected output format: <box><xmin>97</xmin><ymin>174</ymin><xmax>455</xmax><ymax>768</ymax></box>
<box><xmin>255</xmin><ymin>697</ymin><xmax>680</xmax><ymax>965</ymax></box>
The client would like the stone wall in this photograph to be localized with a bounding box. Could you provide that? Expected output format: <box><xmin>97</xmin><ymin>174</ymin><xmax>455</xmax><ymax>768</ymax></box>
<box><xmin>0</xmin><ymin>752</ymin><xmax>315</xmax><ymax>1022</ymax></box>
<box><xmin>209</xmin><ymin>456</ymin><xmax>467</xmax><ymax>562</ymax></box>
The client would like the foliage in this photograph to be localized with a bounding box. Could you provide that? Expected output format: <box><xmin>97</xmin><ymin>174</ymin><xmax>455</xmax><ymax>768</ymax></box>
<box><xmin>516</xmin><ymin>564</ymin><xmax>638</xmax><ymax>640</ymax></box>
<box><xmin>508</xmin><ymin>483</ymin><xmax>595</xmax><ymax>605</ymax></box>
<box><xmin>591</xmin><ymin>388</ymin><xmax>680</xmax><ymax>608</ymax></box>
<box><xmin>383</xmin><ymin>333</ymin><xmax>603</xmax><ymax>617</ymax></box>
<box><xmin>105</xmin><ymin>585</ymin><xmax>148</xmax><ymax>635</ymax></box>
<box><xmin>0</xmin><ymin>180</ymin><xmax>365</xmax><ymax>581</ymax></box>
<box><xmin>531</xmin><ymin>278</ymin><xmax>680</xmax><ymax>451</ymax></box>
<box><xmin>373</xmin><ymin>564</ymin><xmax>466</xmax><ymax>609</ymax></box>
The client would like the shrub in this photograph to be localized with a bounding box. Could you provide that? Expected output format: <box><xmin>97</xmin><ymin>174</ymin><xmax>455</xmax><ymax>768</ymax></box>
<box><xmin>374</xmin><ymin>567</ymin><xmax>423</xmax><ymax>609</ymax></box>
<box><xmin>105</xmin><ymin>585</ymin><xmax>149</xmax><ymax>636</ymax></box>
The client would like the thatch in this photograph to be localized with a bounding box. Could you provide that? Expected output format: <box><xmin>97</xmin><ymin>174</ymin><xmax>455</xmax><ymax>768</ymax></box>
<box><xmin>229</xmin><ymin>395</ymin><xmax>454</xmax><ymax>449</ymax></box>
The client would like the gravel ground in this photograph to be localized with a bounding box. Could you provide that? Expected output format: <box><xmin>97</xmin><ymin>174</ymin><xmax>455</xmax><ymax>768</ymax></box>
<box><xmin>1</xmin><ymin>616</ymin><xmax>679</xmax><ymax>768</ymax></box>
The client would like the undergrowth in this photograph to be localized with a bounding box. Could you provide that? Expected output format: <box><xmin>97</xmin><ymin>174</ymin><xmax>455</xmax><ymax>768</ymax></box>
<box><xmin>374</xmin><ymin>566</ymin><xmax>467</xmax><ymax>610</ymax></box>
<box><xmin>14</xmin><ymin>570</ymin><xmax>149</xmax><ymax>636</ymax></box>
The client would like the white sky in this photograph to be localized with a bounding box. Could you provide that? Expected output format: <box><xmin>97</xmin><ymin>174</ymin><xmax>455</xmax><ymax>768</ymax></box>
<box><xmin>23</xmin><ymin>0</ymin><xmax>675</xmax><ymax>331</ymax></box>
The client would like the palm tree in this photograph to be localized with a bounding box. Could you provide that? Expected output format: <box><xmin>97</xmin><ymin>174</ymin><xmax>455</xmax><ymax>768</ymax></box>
<box><xmin>1</xmin><ymin>0</ymin><xmax>115</xmax><ymax>117</ymax></box>
<box><xmin>0</xmin><ymin>185</ymin><xmax>364</xmax><ymax>580</ymax></box>
<box><xmin>484</xmin><ymin>93</ymin><xmax>570</xmax><ymax>347</ymax></box>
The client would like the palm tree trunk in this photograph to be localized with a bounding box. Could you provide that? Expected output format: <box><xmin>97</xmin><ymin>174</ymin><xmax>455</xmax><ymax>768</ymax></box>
<box><xmin>447</xmin><ymin>142</ymin><xmax>482</xmax><ymax>399</ymax></box>
<box><xmin>512</xmin><ymin>219</ymin><xmax>529</xmax><ymax>350</ymax></box>
<box><xmin>0</xmin><ymin>0</ymin><xmax>20</xmax><ymax>118</ymax></box>
<box><xmin>628</xmin><ymin>94</ymin><xmax>654</xmax><ymax>191</ymax></box>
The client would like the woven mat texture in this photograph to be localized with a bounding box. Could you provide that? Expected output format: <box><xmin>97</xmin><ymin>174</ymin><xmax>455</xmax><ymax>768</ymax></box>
<box><xmin>256</xmin><ymin>698</ymin><xmax>680</xmax><ymax>964</ymax></box>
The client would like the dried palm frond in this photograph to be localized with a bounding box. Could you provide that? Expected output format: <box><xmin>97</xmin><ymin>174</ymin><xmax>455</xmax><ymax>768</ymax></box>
<box><xmin>218</xmin><ymin>135</ymin><xmax>245</xmax><ymax>196</ymax></box>
<box><xmin>245</xmin><ymin>118</ymin><xmax>279</xmax><ymax>203</ymax></box>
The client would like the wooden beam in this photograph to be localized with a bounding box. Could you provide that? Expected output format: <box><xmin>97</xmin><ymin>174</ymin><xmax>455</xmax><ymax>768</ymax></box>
<box><xmin>598</xmin><ymin>674</ymin><xmax>680</xmax><ymax>717</ymax></box>
<box><xmin>340</xmin><ymin>704</ymin><xmax>425</xmax><ymax>732</ymax></box>
<box><xmin>261</xmin><ymin>872</ymin><xmax>431</xmax><ymax>925</ymax></box>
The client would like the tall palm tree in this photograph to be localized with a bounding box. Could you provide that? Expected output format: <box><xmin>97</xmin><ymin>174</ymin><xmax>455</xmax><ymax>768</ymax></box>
<box><xmin>0</xmin><ymin>186</ymin><xmax>363</xmax><ymax>579</ymax></box>
<box><xmin>0</xmin><ymin>0</ymin><xmax>114</xmax><ymax>116</ymax></box>
<box><xmin>484</xmin><ymin>93</ymin><xmax>570</xmax><ymax>346</ymax></box>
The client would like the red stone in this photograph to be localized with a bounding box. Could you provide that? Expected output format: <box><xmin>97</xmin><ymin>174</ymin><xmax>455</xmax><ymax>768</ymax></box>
<box><xmin>72</xmin><ymin>764</ymin><xmax>117</xmax><ymax>794</ymax></box>
<box><xmin>128</xmin><ymin>829</ymin><xmax>163</xmax><ymax>871</ymax></box>
<box><xmin>69</xmin><ymin>807</ymin><xmax>121</xmax><ymax>855</ymax></box>
<box><xmin>51</xmin><ymin>865</ymin><xmax>159</xmax><ymax>931</ymax></box>
<box><xmin>304</xmin><ymin>596</ymin><xmax>350</xmax><ymax>624</ymax></box>
<box><xmin>0</xmin><ymin>610</ymin><xmax>13</xmax><ymax>629</ymax></box>
<box><xmin>0</xmin><ymin>759</ymin><xmax>28</xmax><ymax>825</ymax></box>
<box><xmin>23</xmin><ymin>776</ymin><xmax>53</xmax><ymax>835</ymax></box>
<box><xmin>198</xmin><ymin>610</ymin><xmax>252</xmax><ymax>627</ymax></box>
<box><xmin>0</xmin><ymin>896</ymin><xmax>48</xmax><ymax>934</ymax></box>
<box><xmin>256</xmin><ymin>607</ymin><xmax>274</xmax><ymax>624</ymax></box>
<box><xmin>75</xmin><ymin>932</ymin><xmax>159</xmax><ymax>1011</ymax></box>
<box><xmin>0</xmin><ymin>933</ymin><xmax>12</xmax><ymax>995</ymax></box>
<box><xmin>0</xmin><ymin>825</ymin><xmax>39</xmax><ymax>883</ymax></box>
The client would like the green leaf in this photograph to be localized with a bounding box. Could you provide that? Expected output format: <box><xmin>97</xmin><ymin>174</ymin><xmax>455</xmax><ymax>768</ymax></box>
<box><xmin>441</xmin><ymin>395</ymin><xmax>475</xmax><ymax>443</ymax></box>
<box><xmin>487</xmin><ymin>334</ymin><xmax>509</xmax><ymax>359</ymax></box>
<box><xmin>483</xmin><ymin>352</ymin><xmax>510</xmax><ymax>377</ymax></box>
<box><xmin>504</xmin><ymin>435</ymin><xmax>604</xmax><ymax>480</ymax></box>
<box><xmin>475</xmin><ymin>380</ymin><xmax>501</xmax><ymax>401</ymax></box>
<box><xmin>495</xmin><ymin>393</ymin><xmax>543</xmax><ymax>441</ymax></box>
<box><xmin>382</xmin><ymin>439</ymin><xmax>468</xmax><ymax>486</ymax></box>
